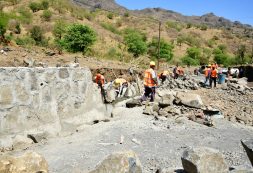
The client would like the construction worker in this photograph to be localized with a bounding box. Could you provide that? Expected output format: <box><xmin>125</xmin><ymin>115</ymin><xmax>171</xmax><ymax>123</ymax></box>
<box><xmin>95</xmin><ymin>70</ymin><xmax>106</xmax><ymax>102</ymax></box>
<box><xmin>210</xmin><ymin>66</ymin><xmax>218</xmax><ymax>88</ymax></box>
<box><xmin>173</xmin><ymin>64</ymin><xmax>179</xmax><ymax>79</ymax></box>
<box><xmin>204</xmin><ymin>65</ymin><xmax>211</xmax><ymax>86</ymax></box>
<box><xmin>158</xmin><ymin>70</ymin><xmax>169</xmax><ymax>84</ymax></box>
<box><xmin>113</xmin><ymin>78</ymin><xmax>128</xmax><ymax>97</ymax></box>
<box><xmin>140</xmin><ymin>61</ymin><xmax>157</xmax><ymax>102</ymax></box>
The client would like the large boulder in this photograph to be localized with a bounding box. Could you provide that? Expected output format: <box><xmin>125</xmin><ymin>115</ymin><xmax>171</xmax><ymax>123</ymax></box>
<box><xmin>181</xmin><ymin>147</ymin><xmax>228</xmax><ymax>173</ymax></box>
<box><xmin>241</xmin><ymin>139</ymin><xmax>253</xmax><ymax>166</ymax></box>
<box><xmin>0</xmin><ymin>152</ymin><xmax>48</xmax><ymax>173</ymax></box>
<box><xmin>176</xmin><ymin>92</ymin><xmax>203</xmax><ymax>109</ymax></box>
<box><xmin>89</xmin><ymin>151</ymin><xmax>142</xmax><ymax>173</ymax></box>
<box><xmin>159</xmin><ymin>93</ymin><xmax>175</xmax><ymax>108</ymax></box>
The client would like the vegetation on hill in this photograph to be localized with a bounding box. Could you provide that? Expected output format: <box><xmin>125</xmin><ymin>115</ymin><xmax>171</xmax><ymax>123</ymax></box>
<box><xmin>0</xmin><ymin>0</ymin><xmax>253</xmax><ymax>67</ymax></box>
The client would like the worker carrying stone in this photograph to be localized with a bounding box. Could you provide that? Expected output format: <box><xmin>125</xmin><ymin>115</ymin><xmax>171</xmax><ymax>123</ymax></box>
<box><xmin>113</xmin><ymin>78</ymin><xmax>128</xmax><ymax>98</ymax></box>
<box><xmin>158</xmin><ymin>70</ymin><xmax>169</xmax><ymax>84</ymax></box>
<box><xmin>140</xmin><ymin>61</ymin><xmax>158</xmax><ymax>102</ymax></box>
<box><xmin>94</xmin><ymin>70</ymin><xmax>106</xmax><ymax>102</ymax></box>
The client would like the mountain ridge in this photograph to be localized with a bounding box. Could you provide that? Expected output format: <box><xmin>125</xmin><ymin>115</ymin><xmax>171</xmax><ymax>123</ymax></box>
<box><xmin>73</xmin><ymin>0</ymin><xmax>252</xmax><ymax>30</ymax></box>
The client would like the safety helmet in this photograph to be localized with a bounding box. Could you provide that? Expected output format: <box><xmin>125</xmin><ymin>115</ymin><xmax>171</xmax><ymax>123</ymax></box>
<box><xmin>150</xmin><ymin>61</ymin><xmax>156</xmax><ymax>66</ymax></box>
<box><xmin>163</xmin><ymin>70</ymin><xmax>169</xmax><ymax>75</ymax></box>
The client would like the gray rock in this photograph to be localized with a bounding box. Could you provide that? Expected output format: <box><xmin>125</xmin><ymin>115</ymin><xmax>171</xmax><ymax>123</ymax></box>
<box><xmin>241</xmin><ymin>139</ymin><xmax>253</xmax><ymax>166</ymax></box>
<box><xmin>13</xmin><ymin>135</ymin><xmax>33</xmax><ymax>150</ymax></box>
<box><xmin>143</xmin><ymin>102</ymin><xmax>159</xmax><ymax>115</ymax></box>
<box><xmin>105</xmin><ymin>87</ymin><xmax>116</xmax><ymax>103</ymax></box>
<box><xmin>181</xmin><ymin>147</ymin><xmax>228</xmax><ymax>173</ymax></box>
<box><xmin>176</xmin><ymin>92</ymin><xmax>203</xmax><ymax>109</ymax></box>
<box><xmin>126</xmin><ymin>99</ymin><xmax>142</xmax><ymax>108</ymax></box>
<box><xmin>89</xmin><ymin>151</ymin><xmax>142</xmax><ymax>173</ymax></box>
<box><xmin>159</xmin><ymin>93</ymin><xmax>175</xmax><ymax>108</ymax></box>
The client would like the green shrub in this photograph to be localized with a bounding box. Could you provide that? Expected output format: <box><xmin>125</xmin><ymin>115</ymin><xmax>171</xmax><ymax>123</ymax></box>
<box><xmin>41</xmin><ymin>0</ymin><xmax>49</xmax><ymax>10</ymax></box>
<box><xmin>63</xmin><ymin>24</ymin><xmax>97</xmax><ymax>53</ymax></box>
<box><xmin>124</xmin><ymin>12</ymin><xmax>129</xmax><ymax>17</ymax></box>
<box><xmin>148</xmin><ymin>37</ymin><xmax>174</xmax><ymax>62</ymax></box>
<box><xmin>166</xmin><ymin>21</ymin><xmax>184</xmax><ymax>31</ymax></box>
<box><xmin>181</xmin><ymin>56</ymin><xmax>200</xmax><ymax>66</ymax></box>
<box><xmin>29</xmin><ymin>2</ymin><xmax>42</xmax><ymax>12</ymax></box>
<box><xmin>200</xmin><ymin>25</ymin><xmax>208</xmax><ymax>31</ymax></box>
<box><xmin>123</xmin><ymin>29</ymin><xmax>147</xmax><ymax>57</ymax></box>
<box><xmin>15</xmin><ymin>36</ymin><xmax>36</xmax><ymax>46</ymax></box>
<box><xmin>107</xmin><ymin>13</ymin><xmax>114</xmax><ymax>19</ymax></box>
<box><xmin>30</xmin><ymin>25</ymin><xmax>44</xmax><ymax>44</ymax></box>
<box><xmin>0</xmin><ymin>12</ymin><xmax>8</xmax><ymax>42</ymax></box>
<box><xmin>41</xmin><ymin>10</ymin><xmax>52</xmax><ymax>21</ymax></box>
<box><xmin>176</xmin><ymin>34</ymin><xmax>201</xmax><ymax>47</ymax></box>
<box><xmin>53</xmin><ymin>20</ymin><xmax>67</xmax><ymax>39</ymax></box>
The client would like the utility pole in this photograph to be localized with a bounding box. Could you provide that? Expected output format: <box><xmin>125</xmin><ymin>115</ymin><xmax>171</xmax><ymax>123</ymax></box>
<box><xmin>157</xmin><ymin>21</ymin><xmax>161</xmax><ymax>70</ymax></box>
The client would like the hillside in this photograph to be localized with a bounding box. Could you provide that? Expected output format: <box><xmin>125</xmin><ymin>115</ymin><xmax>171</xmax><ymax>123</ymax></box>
<box><xmin>0</xmin><ymin>0</ymin><xmax>253</xmax><ymax>68</ymax></box>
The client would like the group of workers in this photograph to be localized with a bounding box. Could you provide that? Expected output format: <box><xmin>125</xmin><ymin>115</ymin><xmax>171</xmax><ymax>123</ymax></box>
<box><xmin>96</xmin><ymin>61</ymin><xmax>229</xmax><ymax>103</ymax></box>
<box><xmin>94</xmin><ymin>61</ymin><xmax>187</xmax><ymax>103</ymax></box>
<box><xmin>203</xmin><ymin>63</ymin><xmax>220</xmax><ymax>88</ymax></box>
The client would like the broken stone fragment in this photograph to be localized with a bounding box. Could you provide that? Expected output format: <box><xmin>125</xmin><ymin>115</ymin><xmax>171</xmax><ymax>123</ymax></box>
<box><xmin>89</xmin><ymin>151</ymin><xmax>142</xmax><ymax>173</ymax></box>
<box><xmin>176</xmin><ymin>92</ymin><xmax>203</xmax><ymax>109</ymax></box>
<box><xmin>241</xmin><ymin>139</ymin><xmax>253</xmax><ymax>166</ymax></box>
<box><xmin>0</xmin><ymin>152</ymin><xmax>48</xmax><ymax>173</ymax></box>
<box><xmin>126</xmin><ymin>99</ymin><xmax>142</xmax><ymax>108</ymax></box>
<box><xmin>181</xmin><ymin>147</ymin><xmax>228</xmax><ymax>173</ymax></box>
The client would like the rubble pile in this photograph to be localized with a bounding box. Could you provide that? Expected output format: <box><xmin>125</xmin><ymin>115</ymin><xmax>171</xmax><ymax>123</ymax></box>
<box><xmin>226</xmin><ymin>78</ymin><xmax>253</xmax><ymax>94</ymax></box>
<box><xmin>160</xmin><ymin>76</ymin><xmax>200</xmax><ymax>90</ymax></box>
<box><xmin>198</xmin><ymin>84</ymin><xmax>253</xmax><ymax>126</ymax></box>
<box><xmin>127</xmin><ymin>89</ymin><xmax>220</xmax><ymax>127</ymax></box>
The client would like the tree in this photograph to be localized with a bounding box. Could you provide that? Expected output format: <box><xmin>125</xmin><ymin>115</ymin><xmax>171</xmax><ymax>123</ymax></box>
<box><xmin>53</xmin><ymin>20</ymin><xmax>67</xmax><ymax>39</ymax></box>
<box><xmin>148</xmin><ymin>37</ymin><xmax>174</xmax><ymax>62</ymax></box>
<box><xmin>63</xmin><ymin>24</ymin><xmax>96</xmax><ymax>53</ymax></box>
<box><xmin>124</xmin><ymin>29</ymin><xmax>147</xmax><ymax>57</ymax></box>
<box><xmin>30</xmin><ymin>25</ymin><xmax>43</xmax><ymax>44</ymax></box>
<box><xmin>237</xmin><ymin>44</ymin><xmax>246</xmax><ymax>64</ymax></box>
<box><xmin>186</xmin><ymin>47</ymin><xmax>201</xmax><ymax>59</ymax></box>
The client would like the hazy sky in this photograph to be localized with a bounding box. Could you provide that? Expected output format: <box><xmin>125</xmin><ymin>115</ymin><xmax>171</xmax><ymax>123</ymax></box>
<box><xmin>116</xmin><ymin>0</ymin><xmax>253</xmax><ymax>25</ymax></box>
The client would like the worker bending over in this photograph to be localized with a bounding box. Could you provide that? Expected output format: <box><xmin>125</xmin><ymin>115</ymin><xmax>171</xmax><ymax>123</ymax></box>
<box><xmin>113</xmin><ymin>78</ymin><xmax>128</xmax><ymax>97</ymax></box>
<box><xmin>158</xmin><ymin>70</ymin><xmax>169</xmax><ymax>84</ymax></box>
<box><xmin>141</xmin><ymin>61</ymin><xmax>157</xmax><ymax>102</ymax></box>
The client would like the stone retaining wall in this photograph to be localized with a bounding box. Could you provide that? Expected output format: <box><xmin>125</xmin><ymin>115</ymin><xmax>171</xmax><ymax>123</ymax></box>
<box><xmin>0</xmin><ymin>67</ymin><xmax>106</xmax><ymax>137</ymax></box>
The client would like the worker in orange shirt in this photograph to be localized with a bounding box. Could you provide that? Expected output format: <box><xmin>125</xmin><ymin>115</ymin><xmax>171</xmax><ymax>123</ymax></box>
<box><xmin>140</xmin><ymin>61</ymin><xmax>157</xmax><ymax>102</ymax></box>
<box><xmin>210</xmin><ymin>66</ymin><xmax>218</xmax><ymax>88</ymax></box>
<box><xmin>95</xmin><ymin>70</ymin><xmax>106</xmax><ymax>102</ymax></box>
<box><xmin>204</xmin><ymin>65</ymin><xmax>211</xmax><ymax>86</ymax></box>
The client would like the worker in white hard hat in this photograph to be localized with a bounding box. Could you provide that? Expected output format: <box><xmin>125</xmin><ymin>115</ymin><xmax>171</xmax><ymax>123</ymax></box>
<box><xmin>140</xmin><ymin>61</ymin><xmax>157</xmax><ymax>102</ymax></box>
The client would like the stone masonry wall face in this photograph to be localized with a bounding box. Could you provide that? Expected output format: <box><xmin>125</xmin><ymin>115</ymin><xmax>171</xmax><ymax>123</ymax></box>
<box><xmin>0</xmin><ymin>67</ymin><xmax>105</xmax><ymax>137</ymax></box>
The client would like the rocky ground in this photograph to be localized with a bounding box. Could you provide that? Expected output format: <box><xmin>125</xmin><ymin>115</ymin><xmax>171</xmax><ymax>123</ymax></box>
<box><xmin>1</xmin><ymin>73</ymin><xmax>253</xmax><ymax>173</ymax></box>
<box><xmin>5</xmin><ymin>101</ymin><xmax>253</xmax><ymax>173</ymax></box>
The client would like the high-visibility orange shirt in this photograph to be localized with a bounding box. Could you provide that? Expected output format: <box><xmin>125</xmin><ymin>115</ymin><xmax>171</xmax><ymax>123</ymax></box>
<box><xmin>144</xmin><ymin>69</ymin><xmax>156</xmax><ymax>87</ymax></box>
<box><xmin>211</xmin><ymin>69</ymin><xmax>217</xmax><ymax>78</ymax></box>
<box><xmin>204</xmin><ymin>68</ymin><xmax>210</xmax><ymax>77</ymax></box>
<box><xmin>95</xmin><ymin>74</ymin><xmax>105</xmax><ymax>85</ymax></box>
